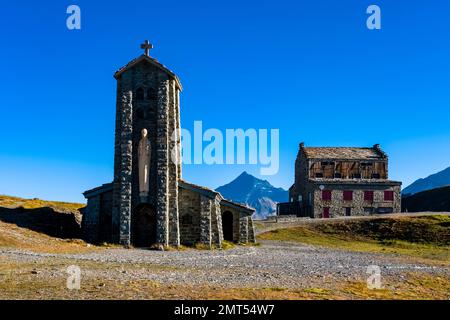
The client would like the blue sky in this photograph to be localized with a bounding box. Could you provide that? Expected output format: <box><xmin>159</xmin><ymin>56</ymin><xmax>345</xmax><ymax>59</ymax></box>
<box><xmin>1</xmin><ymin>0</ymin><xmax>449</xmax><ymax>203</ymax></box>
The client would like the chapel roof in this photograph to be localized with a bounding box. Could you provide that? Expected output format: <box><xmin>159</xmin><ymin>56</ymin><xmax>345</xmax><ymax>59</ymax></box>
<box><xmin>114</xmin><ymin>54</ymin><xmax>182</xmax><ymax>91</ymax></box>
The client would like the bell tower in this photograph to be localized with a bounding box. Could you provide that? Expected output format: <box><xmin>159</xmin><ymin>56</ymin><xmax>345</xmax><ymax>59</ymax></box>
<box><xmin>111</xmin><ymin>41</ymin><xmax>182</xmax><ymax>247</ymax></box>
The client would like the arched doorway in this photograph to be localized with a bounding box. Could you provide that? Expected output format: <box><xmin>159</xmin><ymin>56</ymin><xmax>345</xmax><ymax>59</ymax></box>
<box><xmin>222</xmin><ymin>211</ymin><xmax>234</xmax><ymax>242</ymax></box>
<box><xmin>131</xmin><ymin>204</ymin><xmax>156</xmax><ymax>247</ymax></box>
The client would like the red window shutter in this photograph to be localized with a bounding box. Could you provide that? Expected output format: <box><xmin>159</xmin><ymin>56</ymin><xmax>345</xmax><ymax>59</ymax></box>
<box><xmin>364</xmin><ymin>191</ymin><xmax>374</xmax><ymax>201</ymax></box>
<box><xmin>384</xmin><ymin>191</ymin><xmax>394</xmax><ymax>201</ymax></box>
<box><xmin>343</xmin><ymin>190</ymin><xmax>353</xmax><ymax>201</ymax></box>
<box><xmin>322</xmin><ymin>190</ymin><xmax>332</xmax><ymax>201</ymax></box>
<box><xmin>323</xmin><ymin>207</ymin><xmax>330</xmax><ymax>218</ymax></box>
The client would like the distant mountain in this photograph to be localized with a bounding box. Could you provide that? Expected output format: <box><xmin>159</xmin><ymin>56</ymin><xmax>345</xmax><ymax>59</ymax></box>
<box><xmin>402</xmin><ymin>185</ymin><xmax>450</xmax><ymax>213</ymax></box>
<box><xmin>216</xmin><ymin>172</ymin><xmax>288</xmax><ymax>219</ymax></box>
<box><xmin>402</xmin><ymin>167</ymin><xmax>450</xmax><ymax>196</ymax></box>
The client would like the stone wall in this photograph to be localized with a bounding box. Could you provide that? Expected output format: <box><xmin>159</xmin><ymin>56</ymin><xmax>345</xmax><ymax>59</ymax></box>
<box><xmin>239</xmin><ymin>217</ymin><xmax>249</xmax><ymax>243</ymax></box>
<box><xmin>118</xmin><ymin>90</ymin><xmax>133</xmax><ymax>246</ymax></box>
<box><xmin>247</xmin><ymin>217</ymin><xmax>256</xmax><ymax>243</ymax></box>
<box><xmin>178</xmin><ymin>187</ymin><xmax>202</xmax><ymax>245</ymax></box>
<box><xmin>82</xmin><ymin>195</ymin><xmax>100</xmax><ymax>243</ymax></box>
<box><xmin>168</xmin><ymin>80</ymin><xmax>180</xmax><ymax>246</ymax></box>
<box><xmin>312</xmin><ymin>184</ymin><xmax>401</xmax><ymax>218</ymax></box>
<box><xmin>155</xmin><ymin>78</ymin><xmax>170</xmax><ymax>246</ymax></box>
<box><xmin>82</xmin><ymin>185</ymin><xmax>114</xmax><ymax>244</ymax></box>
<box><xmin>211</xmin><ymin>195</ymin><xmax>223</xmax><ymax>247</ymax></box>
<box><xmin>98</xmin><ymin>190</ymin><xmax>113</xmax><ymax>243</ymax></box>
<box><xmin>290</xmin><ymin>143</ymin><xmax>310</xmax><ymax>203</ymax></box>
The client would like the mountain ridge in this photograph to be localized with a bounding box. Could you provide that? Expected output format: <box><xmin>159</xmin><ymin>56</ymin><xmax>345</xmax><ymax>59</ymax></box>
<box><xmin>216</xmin><ymin>171</ymin><xmax>288</xmax><ymax>219</ymax></box>
<box><xmin>402</xmin><ymin>166</ymin><xmax>450</xmax><ymax>196</ymax></box>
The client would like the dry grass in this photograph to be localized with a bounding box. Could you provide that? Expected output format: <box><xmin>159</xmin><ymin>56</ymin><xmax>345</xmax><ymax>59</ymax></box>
<box><xmin>258</xmin><ymin>215</ymin><xmax>450</xmax><ymax>264</ymax></box>
<box><xmin>0</xmin><ymin>195</ymin><xmax>85</xmax><ymax>212</ymax></box>
<box><xmin>0</xmin><ymin>220</ymin><xmax>99</xmax><ymax>254</ymax></box>
<box><xmin>0</xmin><ymin>256</ymin><xmax>448</xmax><ymax>300</ymax></box>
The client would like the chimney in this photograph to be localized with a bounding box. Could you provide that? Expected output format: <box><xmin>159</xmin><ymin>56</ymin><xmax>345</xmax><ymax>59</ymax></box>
<box><xmin>373</xmin><ymin>143</ymin><xmax>387</xmax><ymax>159</ymax></box>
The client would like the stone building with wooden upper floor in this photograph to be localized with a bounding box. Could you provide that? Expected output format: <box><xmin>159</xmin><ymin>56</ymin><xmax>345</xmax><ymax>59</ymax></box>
<box><xmin>81</xmin><ymin>41</ymin><xmax>255</xmax><ymax>249</ymax></box>
<box><xmin>278</xmin><ymin>142</ymin><xmax>401</xmax><ymax>218</ymax></box>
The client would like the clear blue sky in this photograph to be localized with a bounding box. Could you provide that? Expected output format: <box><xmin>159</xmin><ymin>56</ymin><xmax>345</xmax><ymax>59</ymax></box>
<box><xmin>1</xmin><ymin>0</ymin><xmax>449</xmax><ymax>203</ymax></box>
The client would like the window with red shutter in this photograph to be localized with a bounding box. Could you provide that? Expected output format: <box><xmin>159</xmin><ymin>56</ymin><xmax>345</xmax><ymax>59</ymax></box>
<box><xmin>364</xmin><ymin>191</ymin><xmax>374</xmax><ymax>201</ymax></box>
<box><xmin>323</xmin><ymin>207</ymin><xmax>330</xmax><ymax>218</ymax></box>
<box><xmin>343</xmin><ymin>190</ymin><xmax>353</xmax><ymax>201</ymax></box>
<box><xmin>384</xmin><ymin>191</ymin><xmax>394</xmax><ymax>201</ymax></box>
<box><xmin>322</xmin><ymin>190</ymin><xmax>332</xmax><ymax>201</ymax></box>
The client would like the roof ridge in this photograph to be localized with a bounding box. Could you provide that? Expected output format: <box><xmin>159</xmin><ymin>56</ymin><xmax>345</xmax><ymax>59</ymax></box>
<box><xmin>114</xmin><ymin>54</ymin><xmax>182</xmax><ymax>90</ymax></box>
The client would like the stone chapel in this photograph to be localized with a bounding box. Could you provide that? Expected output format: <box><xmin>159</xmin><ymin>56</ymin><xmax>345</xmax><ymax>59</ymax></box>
<box><xmin>82</xmin><ymin>41</ymin><xmax>255</xmax><ymax>249</ymax></box>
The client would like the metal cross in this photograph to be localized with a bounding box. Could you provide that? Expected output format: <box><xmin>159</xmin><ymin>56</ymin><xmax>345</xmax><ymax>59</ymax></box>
<box><xmin>140</xmin><ymin>40</ymin><xmax>153</xmax><ymax>56</ymax></box>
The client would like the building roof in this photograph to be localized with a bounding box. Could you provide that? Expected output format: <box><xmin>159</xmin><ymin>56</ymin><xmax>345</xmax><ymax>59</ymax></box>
<box><xmin>221</xmin><ymin>199</ymin><xmax>255</xmax><ymax>213</ymax></box>
<box><xmin>300</xmin><ymin>143</ymin><xmax>387</xmax><ymax>160</ymax></box>
<box><xmin>83</xmin><ymin>182</ymin><xmax>113</xmax><ymax>198</ymax></box>
<box><xmin>114</xmin><ymin>54</ymin><xmax>182</xmax><ymax>91</ymax></box>
<box><xmin>179</xmin><ymin>179</ymin><xmax>220</xmax><ymax>199</ymax></box>
<box><xmin>308</xmin><ymin>178</ymin><xmax>401</xmax><ymax>186</ymax></box>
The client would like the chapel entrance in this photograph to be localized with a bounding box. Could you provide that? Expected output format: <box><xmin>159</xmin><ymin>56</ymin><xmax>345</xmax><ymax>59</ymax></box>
<box><xmin>222</xmin><ymin>211</ymin><xmax>234</xmax><ymax>242</ymax></box>
<box><xmin>131</xmin><ymin>204</ymin><xmax>157</xmax><ymax>247</ymax></box>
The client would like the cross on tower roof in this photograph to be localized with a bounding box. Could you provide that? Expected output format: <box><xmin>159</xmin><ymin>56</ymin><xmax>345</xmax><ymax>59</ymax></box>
<box><xmin>140</xmin><ymin>40</ymin><xmax>153</xmax><ymax>57</ymax></box>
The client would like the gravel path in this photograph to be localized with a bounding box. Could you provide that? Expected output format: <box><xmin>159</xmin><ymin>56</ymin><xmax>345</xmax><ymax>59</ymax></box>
<box><xmin>1</xmin><ymin>241</ymin><xmax>448</xmax><ymax>289</ymax></box>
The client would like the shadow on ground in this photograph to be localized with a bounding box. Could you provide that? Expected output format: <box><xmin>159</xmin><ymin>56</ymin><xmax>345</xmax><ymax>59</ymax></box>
<box><xmin>0</xmin><ymin>206</ymin><xmax>81</xmax><ymax>239</ymax></box>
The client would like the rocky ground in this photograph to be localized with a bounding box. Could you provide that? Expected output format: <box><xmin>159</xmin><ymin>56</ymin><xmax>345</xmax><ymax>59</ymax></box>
<box><xmin>1</xmin><ymin>239</ymin><xmax>448</xmax><ymax>299</ymax></box>
<box><xmin>0</xmin><ymin>207</ymin><xmax>449</xmax><ymax>299</ymax></box>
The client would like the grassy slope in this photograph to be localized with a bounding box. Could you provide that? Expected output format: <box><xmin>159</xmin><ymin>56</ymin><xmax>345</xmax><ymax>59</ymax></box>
<box><xmin>258</xmin><ymin>215</ymin><xmax>450</xmax><ymax>263</ymax></box>
<box><xmin>0</xmin><ymin>220</ymin><xmax>98</xmax><ymax>254</ymax></box>
<box><xmin>0</xmin><ymin>195</ymin><xmax>85</xmax><ymax>212</ymax></box>
<box><xmin>0</xmin><ymin>195</ymin><xmax>91</xmax><ymax>253</ymax></box>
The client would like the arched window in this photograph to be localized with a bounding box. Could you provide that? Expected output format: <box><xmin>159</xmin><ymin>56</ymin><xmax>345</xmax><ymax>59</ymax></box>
<box><xmin>136</xmin><ymin>107</ymin><xmax>145</xmax><ymax>119</ymax></box>
<box><xmin>136</xmin><ymin>87</ymin><xmax>144</xmax><ymax>100</ymax></box>
<box><xmin>147</xmin><ymin>88</ymin><xmax>157</xmax><ymax>101</ymax></box>
<box><xmin>181</xmin><ymin>214</ymin><xmax>193</xmax><ymax>225</ymax></box>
